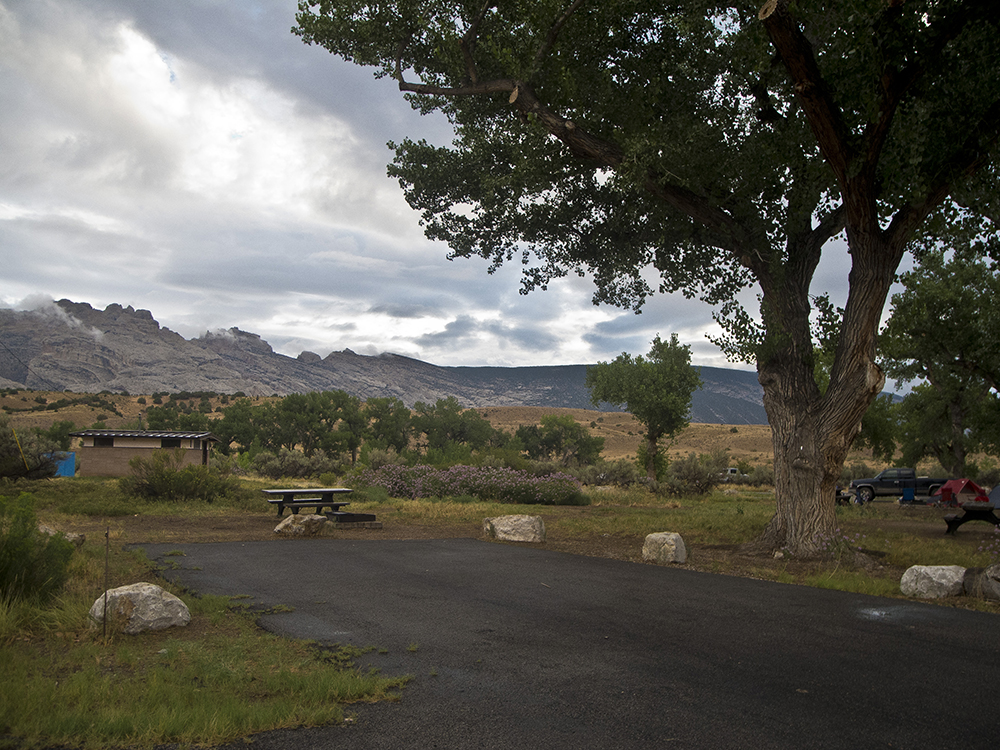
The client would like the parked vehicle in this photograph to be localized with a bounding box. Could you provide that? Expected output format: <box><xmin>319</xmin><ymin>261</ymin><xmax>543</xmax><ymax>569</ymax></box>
<box><xmin>719</xmin><ymin>467</ymin><xmax>747</xmax><ymax>481</ymax></box>
<box><xmin>848</xmin><ymin>468</ymin><xmax>948</xmax><ymax>504</ymax></box>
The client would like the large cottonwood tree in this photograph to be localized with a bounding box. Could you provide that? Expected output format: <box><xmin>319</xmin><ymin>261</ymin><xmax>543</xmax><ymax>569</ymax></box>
<box><xmin>294</xmin><ymin>0</ymin><xmax>1000</xmax><ymax>554</ymax></box>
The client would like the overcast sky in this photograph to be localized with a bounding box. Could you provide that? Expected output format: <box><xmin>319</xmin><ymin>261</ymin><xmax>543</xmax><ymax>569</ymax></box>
<box><xmin>0</xmin><ymin>0</ymin><xmax>864</xmax><ymax>370</ymax></box>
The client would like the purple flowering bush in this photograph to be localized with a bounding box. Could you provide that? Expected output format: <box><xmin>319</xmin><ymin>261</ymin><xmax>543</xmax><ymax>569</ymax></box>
<box><xmin>351</xmin><ymin>464</ymin><xmax>588</xmax><ymax>505</ymax></box>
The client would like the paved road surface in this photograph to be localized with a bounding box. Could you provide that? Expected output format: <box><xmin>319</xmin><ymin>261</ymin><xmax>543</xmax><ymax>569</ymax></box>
<box><xmin>142</xmin><ymin>538</ymin><xmax>999</xmax><ymax>749</ymax></box>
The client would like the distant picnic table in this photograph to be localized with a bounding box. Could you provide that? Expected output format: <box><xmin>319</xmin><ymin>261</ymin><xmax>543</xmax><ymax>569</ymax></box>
<box><xmin>263</xmin><ymin>487</ymin><xmax>355</xmax><ymax>517</ymax></box>
<box><xmin>945</xmin><ymin>502</ymin><xmax>1000</xmax><ymax>535</ymax></box>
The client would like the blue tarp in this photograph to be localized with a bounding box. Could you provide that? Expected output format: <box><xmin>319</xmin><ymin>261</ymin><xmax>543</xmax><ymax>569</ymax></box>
<box><xmin>45</xmin><ymin>452</ymin><xmax>76</xmax><ymax>477</ymax></box>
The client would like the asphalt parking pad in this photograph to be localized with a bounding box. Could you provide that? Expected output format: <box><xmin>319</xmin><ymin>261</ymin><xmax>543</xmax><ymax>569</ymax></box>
<box><xmin>141</xmin><ymin>538</ymin><xmax>1000</xmax><ymax>749</ymax></box>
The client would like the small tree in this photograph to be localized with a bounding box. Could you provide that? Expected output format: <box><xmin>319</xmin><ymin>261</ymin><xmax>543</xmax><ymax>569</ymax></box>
<box><xmin>586</xmin><ymin>335</ymin><xmax>700</xmax><ymax>480</ymax></box>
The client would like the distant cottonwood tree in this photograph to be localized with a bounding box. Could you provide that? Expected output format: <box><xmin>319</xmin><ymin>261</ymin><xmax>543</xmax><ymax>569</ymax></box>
<box><xmin>295</xmin><ymin>1</ymin><xmax>1000</xmax><ymax>555</ymax></box>
<box><xmin>586</xmin><ymin>335</ymin><xmax>700</xmax><ymax>480</ymax></box>
<box><xmin>879</xmin><ymin>247</ymin><xmax>1000</xmax><ymax>476</ymax></box>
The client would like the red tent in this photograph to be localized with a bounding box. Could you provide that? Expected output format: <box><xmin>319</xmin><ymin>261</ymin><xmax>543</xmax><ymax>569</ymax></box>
<box><xmin>933</xmin><ymin>478</ymin><xmax>989</xmax><ymax>507</ymax></box>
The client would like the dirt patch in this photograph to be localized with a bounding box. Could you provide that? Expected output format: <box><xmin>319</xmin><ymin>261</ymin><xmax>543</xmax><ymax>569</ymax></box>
<box><xmin>57</xmin><ymin>506</ymin><xmax>912</xmax><ymax>590</ymax></box>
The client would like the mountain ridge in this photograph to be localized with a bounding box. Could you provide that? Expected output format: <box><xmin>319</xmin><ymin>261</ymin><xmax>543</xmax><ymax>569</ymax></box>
<box><xmin>0</xmin><ymin>299</ymin><xmax>768</xmax><ymax>424</ymax></box>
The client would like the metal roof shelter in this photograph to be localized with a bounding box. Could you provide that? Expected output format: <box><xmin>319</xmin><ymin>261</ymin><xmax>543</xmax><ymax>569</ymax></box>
<box><xmin>69</xmin><ymin>430</ymin><xmax>220</xmax><ymax>477</ymax></box>
<box><xmin>69</xmin><ymin>430</ymin><xmax>220</xmax><ymax>441</ymax></box>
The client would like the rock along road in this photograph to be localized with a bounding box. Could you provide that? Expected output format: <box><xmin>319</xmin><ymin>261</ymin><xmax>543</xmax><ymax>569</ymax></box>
<box><xmin>142</xmin><ymin>538</ymin><xmax>999</xmax><ymax>749</ymax></box>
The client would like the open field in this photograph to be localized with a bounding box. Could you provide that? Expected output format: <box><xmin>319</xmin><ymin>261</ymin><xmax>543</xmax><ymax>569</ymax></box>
<box><xmin>476</xmin><ymin>405</ymin><xmax>777</xmax><ymax>463</ymax></box>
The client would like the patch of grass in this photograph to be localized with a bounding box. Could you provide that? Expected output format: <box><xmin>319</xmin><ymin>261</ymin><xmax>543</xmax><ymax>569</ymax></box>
<box><xmin>803</xmin><ymin>570</ymin><xmax>900</xmax><ymax>597</ymax></box>
<box><xmin>2</xmin><ymin>616</ymin><xmax>408</xmax><ymax>749</ymax></box>
<box><xmin>0</xmin><ymin>528</ymin><xmax>408</xmax><ymax>749</ymax></box>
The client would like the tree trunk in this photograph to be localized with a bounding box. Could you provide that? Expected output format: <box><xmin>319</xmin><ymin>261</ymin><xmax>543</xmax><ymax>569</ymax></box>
<box><xmin>752</xmin><ymin>228</ymin><xmax>896</xmax><ymax>557</ymax></box>
<box><xmin>645</xmin><ymin>433</ymin><xmax>658</xmax><ymax>480</ymax></box>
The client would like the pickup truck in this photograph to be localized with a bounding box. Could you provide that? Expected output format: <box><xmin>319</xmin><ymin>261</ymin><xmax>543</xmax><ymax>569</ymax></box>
<box><xmin>848</xmin><ymin>468</ymin><xmax>948</xmax><ymax>504</ymax></box>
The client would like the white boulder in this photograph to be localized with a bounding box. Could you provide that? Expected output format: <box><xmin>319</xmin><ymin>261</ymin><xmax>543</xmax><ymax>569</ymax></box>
<box><xmin>90</xmin><ymin>582</ymin><xmax>191</xmax><ymax>634</ymax></box>
<box><xmin>274</xmin><ymin>513</ymin><xmax>329</xmax><ymax>536</ymax></box>
<box><xmin>900</xmin><ymin>565</ymin><xmax>967</xmax><ymax>598</ymax></box>
<box><xmin>643</xmin><ymin>532</ymin><xmax>688</xmax><ymax>564</ymax></box>
<box><xmin>483</xmin><ymin>515</ymin><xmax>546</xmax><ymax>543</ymax></box>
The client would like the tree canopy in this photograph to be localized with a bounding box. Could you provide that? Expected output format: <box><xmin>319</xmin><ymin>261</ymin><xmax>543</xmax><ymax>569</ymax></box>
<box><xmin>295</xmin><ymin>0</ymin><xmax>1000</xmax><ymax>554</ymax></box>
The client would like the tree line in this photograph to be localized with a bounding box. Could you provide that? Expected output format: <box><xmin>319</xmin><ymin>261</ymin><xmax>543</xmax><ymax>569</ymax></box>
<box><xmin>152</xmin><ymin>394</ymin><xmax>606</xmax><ymax>469</ymax></box>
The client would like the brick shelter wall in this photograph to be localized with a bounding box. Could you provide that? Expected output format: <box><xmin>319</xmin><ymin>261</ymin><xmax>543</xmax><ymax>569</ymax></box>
<box><xmin>76</xmin><ymin>446</ymin><xmax>206</xmax><ymax>478</ymax></box>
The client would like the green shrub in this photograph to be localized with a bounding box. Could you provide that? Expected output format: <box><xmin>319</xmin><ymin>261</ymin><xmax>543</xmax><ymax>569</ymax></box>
<box><xmin>0</xmin><ymin>414</ymin><xmax>58</xmax><ymax>480</ymax></box>
<box><xmin>0</xmin><ymin>493</ymin><xmax>74</xmax><ymax>603</ymax></box>
<box><xmin>119</xmin><ymin>450</ymin><xmax>237</xmax><ymax>502</ymax></box>
<box><xmin>353</xmin><ymin>464</ymin><xmax>588</xmax><ymax>505</ymax></box>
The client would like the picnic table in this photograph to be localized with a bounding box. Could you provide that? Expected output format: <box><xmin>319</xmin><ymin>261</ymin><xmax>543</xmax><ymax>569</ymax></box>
<box><xmin>262</xmin><ymin>487</ymin><xmax>355</xmax><ymax>517</ymax></box>
<box><xmin>944</xmin><ymin>502</ymin><xmax>1000</xmax><ymax>535</ymax></box>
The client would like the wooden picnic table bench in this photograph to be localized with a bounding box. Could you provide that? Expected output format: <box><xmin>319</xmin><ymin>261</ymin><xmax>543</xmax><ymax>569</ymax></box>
<box><xmin>262</xmin><ymin>487</ymin><xmax>378</xmax><ymax>524</ymax></box>
<box><xmin>944</xmin><ymin>502</ymin><xmax>1000</xmax><ymax>535</ymax></box>
<box><xmin>262</xmin><ymin>488</ymin><xmax>354</xmax><ymax>516</ymax></box>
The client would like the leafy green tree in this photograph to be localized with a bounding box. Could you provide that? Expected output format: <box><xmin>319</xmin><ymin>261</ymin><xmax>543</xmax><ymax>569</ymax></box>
<box><xmin>215</xmin><ymin>398</ymin><xmax>261</xmax><ymax>455</ymax></box>
<box><xmin>364</xmin><ymin>396</ymin><xmax>412</xmax><ymax>453</ymax></box>
<box><xmin>145</xmin><ymin>405</ymin><xmax>211</xmax><ymax>432</ymax></box>
<box><xmin>879</xmin><ymin>248</ymin><xmax>1000</xmax><ymax>476</ymax></box>
<box><xmin>34</xmin><ymin>419</ymin><xmax>76</xmax><ymax>452</ymax></box>
<box><xmin>327</xmin><ymin>390</ymin><xmax>367</xmax><ymax>464</ymax></box>
<box><xmin>295</xmin><ymin>1</ymin><xmax>1000</xmax><ymax>554</ymax></box>
<box><xmin>274</xmin><ymin>393</ymin><xmax>342</xmax><ymax>456</ymax></box>
<box><xmin>516</xmin><ymin>414</ymin><xmax>604</xmax><ymax>465</ymax></box>
<box><xmin>586</xmin><ymin>335</ymin><xmax>700</xmax><ymax>480</ymax></box>
<box><xmin>411</xmin><ymin>397</ymin><xmax>497</xmax><ymax>452</ymax></box>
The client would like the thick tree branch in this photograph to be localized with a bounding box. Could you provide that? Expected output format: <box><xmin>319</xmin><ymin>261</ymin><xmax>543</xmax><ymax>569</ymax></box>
<box><xmin>759</xmin><ymin>0</ymin><xmax>853</xmax><ymax>185</ymax></box>
<box><xmin>460</xmin><ymin>1</ymin><xmax>494</xmax><ymax>84</ymax></box>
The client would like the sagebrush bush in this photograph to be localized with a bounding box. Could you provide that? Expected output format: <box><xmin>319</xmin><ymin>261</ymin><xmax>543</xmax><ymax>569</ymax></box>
<box><xmin>352</xmin><ymin>464</ymin><xmax>588</xmax><ymax>505</ymax></box>
<box><xmin>119</xmin><ymin>449</ymin><xmax>237</xmax><ymax>502</ymax></box>
<box><xmin>363</xmin><ymin>448</ymin><xmax>408</xmax><ymax>471</ymax></box>
<box><xmin>578</xmin><ymin>459</ymin><xmax>643</xmax><ymax>487</ymax></box>
<box><xmin>0</xmin><ymin>493</ymin><xmax>74</xmax><ymax>603</ymax></box>
<box><xmin>251</xmin><ymin>448</ymin><xmax>344</xmax><ymax>479</ymax></box>
<box><xmin>660</xmin><ymin>452</ymin><xmax>723</xmax><ymax>496</ymax></box>
<box><xmin>747</xmin><ymin>464</ymin><xmax>774</xmax><ymax>486</ymax></box>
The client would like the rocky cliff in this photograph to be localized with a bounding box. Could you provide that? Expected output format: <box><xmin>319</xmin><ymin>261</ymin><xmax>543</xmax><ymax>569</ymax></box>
<box><xmin>0</xmin><ymin>300</ymin><xmax>768</xmax><ymax>424</ymax></box>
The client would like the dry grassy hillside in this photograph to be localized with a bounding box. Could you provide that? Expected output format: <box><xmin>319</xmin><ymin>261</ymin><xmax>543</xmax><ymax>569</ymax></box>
<box><xmin>3</xmin><ymin>389</ymin><xmax>880</xmax><ymax>469</ymax></box>
<box><xmin>477</xmin><ymin>406</ymin><xmax>774</xmax><ymax>464</ymax></box>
